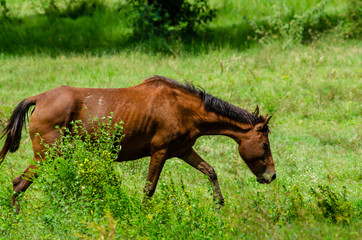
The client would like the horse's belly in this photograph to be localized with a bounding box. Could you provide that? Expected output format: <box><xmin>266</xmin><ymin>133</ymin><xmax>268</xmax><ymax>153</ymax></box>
<box><xmin>115</xmin><ymin>143</ymin><xmax>150</xmax><ymax>161</ymax></box>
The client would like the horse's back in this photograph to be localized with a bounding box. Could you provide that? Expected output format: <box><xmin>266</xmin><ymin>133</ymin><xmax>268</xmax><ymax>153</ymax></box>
<box><xmin>28</xmin><ymin>80</ymin><xmax>200</xmax><ymax>158</ymax></box>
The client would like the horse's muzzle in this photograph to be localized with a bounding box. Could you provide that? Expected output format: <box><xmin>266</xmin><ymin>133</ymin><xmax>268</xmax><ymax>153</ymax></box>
<box><xmin>257</xmin><ymin>173</ymin><xmax>276</xmax><ymax>184</ymax></box>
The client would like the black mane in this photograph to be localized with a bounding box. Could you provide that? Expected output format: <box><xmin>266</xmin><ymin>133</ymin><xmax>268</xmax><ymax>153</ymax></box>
<box><xmin>149</xmin><ymin>76</ymin><xmax>265</xmax><ymax>125</ymax></box>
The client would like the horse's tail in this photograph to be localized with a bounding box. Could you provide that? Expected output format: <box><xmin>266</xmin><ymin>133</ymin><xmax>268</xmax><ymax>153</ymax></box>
<box><xmin>0</xmin><ymin>97</ymin><xmax>37</xmax><ymax>164</ymax></box>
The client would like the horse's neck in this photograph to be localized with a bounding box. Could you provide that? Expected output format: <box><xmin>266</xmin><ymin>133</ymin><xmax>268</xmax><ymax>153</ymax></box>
<box><xmin>196</xmin><ymin>113</ymin><xmax>252</xmax><ymax>142</ymax></box>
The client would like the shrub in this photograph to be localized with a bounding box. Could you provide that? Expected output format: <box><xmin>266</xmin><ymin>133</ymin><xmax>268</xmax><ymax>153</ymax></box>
<box><xmin>127</xmin><ymin>0</ymin><xmax>215</xmax><ymax>36</ymax></box>
<box><xmin>40</xmin><ymin>0</ymin><xmax>105</xmax><ymax>19</ymax></box>
<box><xmin>338</xmin><ymin>0</ymin><xmax>361</xmax><ymax>38</ymax></box>
<box><xmin>311</xmin><ymin>185</ymin><xmax>352</xmax><ymax>224</ymax></box>
<box><xmin>34</xmin><ymin>113</ymin><xmax>135</xmax><ymax>218</ymax></box>
<box><xmin>245</xmin><ymin>1</ymin><xmax>339</xmax><ymax>43</ymax></box>
<box><xmin>0</xmin><ymin>1</ymin><xmax>9</xmax><ymax>19</ymax></box>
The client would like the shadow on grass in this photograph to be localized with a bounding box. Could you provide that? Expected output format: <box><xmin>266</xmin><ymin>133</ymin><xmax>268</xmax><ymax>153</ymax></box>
<box><xmin>0</xmin><ymin>9</ymin><xmax>258</xmax><ymax>56</ymax></box>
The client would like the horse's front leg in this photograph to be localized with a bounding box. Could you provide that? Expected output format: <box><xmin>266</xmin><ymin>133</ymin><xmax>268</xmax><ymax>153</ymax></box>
<box><xmin>181</xmin><ymin>148</ymin><xmax>224</xmax><ymax>205</ymax></box>
<box><xmin>143</xmin><ymin>149</ymin><xmax>167</xmax><ymax>202</ymax></box>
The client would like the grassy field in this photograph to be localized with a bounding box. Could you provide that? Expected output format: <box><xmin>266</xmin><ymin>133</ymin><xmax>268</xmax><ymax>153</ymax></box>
<box><xmin>0</xmin><ymin>0</ymin><xmax>361</xmax><ymax>239</ymax></box>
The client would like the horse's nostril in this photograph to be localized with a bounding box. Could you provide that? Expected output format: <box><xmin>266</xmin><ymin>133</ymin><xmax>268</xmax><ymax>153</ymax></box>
<box><xmin>271</xmin><ymin>173</ymin><xmax>276</xmax><ymax>181</ymax></box>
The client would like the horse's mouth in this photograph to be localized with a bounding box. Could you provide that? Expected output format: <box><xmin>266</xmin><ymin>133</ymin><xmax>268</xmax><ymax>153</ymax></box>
<box><xmin>257</xmin><ymin>177</ymin><xmax>269</xmax><ymax>184</ymax></box>
<box><xmin>257</xmin><ymin>173</ymin><xmax>276</xmax><ymax>184</ymax></box>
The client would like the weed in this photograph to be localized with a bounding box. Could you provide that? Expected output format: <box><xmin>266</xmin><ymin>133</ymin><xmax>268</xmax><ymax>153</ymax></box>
<box><xmin>76</xmin><ymin>211</ymin><xmax>117</xmax><ymax>240</ymax></box>
<box><xmin>311</xmin><ymin>185</ymin><xmax>353</xmax><ymax>224</ymax></box>
<box><xmin>284</xmin><ymin>185</ymin><xmax>306</xmax><ymax>222</ymax></box>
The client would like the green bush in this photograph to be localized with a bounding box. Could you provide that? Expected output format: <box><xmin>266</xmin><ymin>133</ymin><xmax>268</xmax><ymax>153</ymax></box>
<box><xmin>0</xmin><ymin>1</ymin><xmax>9</xmax><ymax>19</ymax></box>
<box><xmin>338</xmin><ymin>0</ymin><xmax>361</xmax><ymax>38</ymax></box>
<box><xmin>35</xmin><ymin>113</ymin><xmax>135</xmax><ymax>218</ymax></box>
<box><xmin>311</xmin><ymin>185</ymin><xmax>352</xmax><ymax>224</ymax></box>
<box><xmin>127</xmin><ymin>0</ymin><xmax>215</xmax><ymax>36</ymax></box>
<box><xmin>40</xmin><ymin>0</ymin><xmax>105</xmax><ymax>19</ymax></box>
<box><xmin>245</xmin><ymin>1</ymin><xmax>339</xmax><ymax>43</ymax></box>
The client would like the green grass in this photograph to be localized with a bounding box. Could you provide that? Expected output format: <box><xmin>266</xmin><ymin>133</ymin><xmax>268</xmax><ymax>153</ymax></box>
<box><xmin>0</xmin><ymin>38</ymin><xmax>360</xmax><ymax>239</ymax></box>
<box><xmin>0</xmin><ymin>0</ymin><xmax>361</xmax><ymax>239</ymax></box>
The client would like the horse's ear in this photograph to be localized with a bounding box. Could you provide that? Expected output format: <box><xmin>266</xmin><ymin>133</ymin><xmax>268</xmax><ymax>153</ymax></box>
<box><xmin>264</xmin><ymin>115</ymin><xmax>272</xmax><ymax>125</ymax></box>
<box><xmin>253</xmin><ymin>105</ymin><xmax>259</xmax><ymax>116</ymax></box>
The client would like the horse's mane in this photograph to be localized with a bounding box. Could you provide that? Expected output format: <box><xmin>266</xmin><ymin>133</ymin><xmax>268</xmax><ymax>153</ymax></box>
<box><xmin>146</xmin><ymin>76</ymin><xmax>265</xmax><ymax>125</ymax></box>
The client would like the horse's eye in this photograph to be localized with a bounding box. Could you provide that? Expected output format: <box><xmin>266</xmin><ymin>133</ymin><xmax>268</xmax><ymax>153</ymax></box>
<box><xmin>262</xmin><ymin>143</ymin><xmax>269</xmax><ymax>152</ymax></box>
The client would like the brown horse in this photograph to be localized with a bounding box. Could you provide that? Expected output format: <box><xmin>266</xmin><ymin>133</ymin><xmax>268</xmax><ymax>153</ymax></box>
<box><xmin>0</xmin><ymin>76</ymin><xmax>276</xmax><ymax>213</ymax></box>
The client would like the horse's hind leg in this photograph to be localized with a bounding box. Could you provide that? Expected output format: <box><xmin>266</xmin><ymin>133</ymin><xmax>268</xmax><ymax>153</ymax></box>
<box><xmin>12</xmin><ymin>128</ymin><xmax>60</xmax><ymax>214</ymax></box>
<box><xmin>12</xmin><ymin>162</ymin><xmax>39</xmax><ymax>214</ymax></box>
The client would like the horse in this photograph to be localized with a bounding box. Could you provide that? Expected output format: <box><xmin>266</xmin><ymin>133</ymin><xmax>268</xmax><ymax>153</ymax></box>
<box><xmin>0</xmin><ymin>76</ymin><xmax>276</xmax><ymax>213</ymax></box>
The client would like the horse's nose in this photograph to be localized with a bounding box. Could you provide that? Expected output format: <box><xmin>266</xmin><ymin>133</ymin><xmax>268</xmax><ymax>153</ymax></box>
<box><xmin>271</xmin><ymin>173</ymin><xmax>276</xmax><ymax>181</ymax></box>
<box><xmin>257</xmin><ymin>173</ymin><xmax>276</xmax><ymax>184</ymax></box>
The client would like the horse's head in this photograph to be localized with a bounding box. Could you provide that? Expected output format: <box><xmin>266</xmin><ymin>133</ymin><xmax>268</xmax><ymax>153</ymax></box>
<box><xmin>238</xmin><ymin>115</ymin><xmax>276</xmax><ymax>184</ymax></box>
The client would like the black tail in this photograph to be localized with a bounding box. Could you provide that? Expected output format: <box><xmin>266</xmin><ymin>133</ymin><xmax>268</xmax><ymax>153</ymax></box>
<box><xmin>0</xmin><ymin>98</ymin><xmax>36</xmax><ymax>163</ymax></box>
